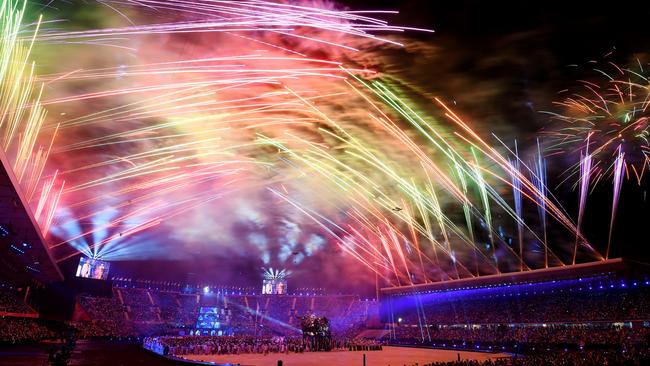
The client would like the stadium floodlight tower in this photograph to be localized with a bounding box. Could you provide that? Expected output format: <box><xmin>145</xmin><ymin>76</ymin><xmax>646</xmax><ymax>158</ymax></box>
<box><xmin>262</xmin><ymin>268</ymin><xmax>290</xmax><ymax>295</ymax></box>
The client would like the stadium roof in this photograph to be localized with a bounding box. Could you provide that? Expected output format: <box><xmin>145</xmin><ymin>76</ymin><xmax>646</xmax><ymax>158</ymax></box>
<box><xmin>0</xmin><ymin>150</ymin><xmax>63</xmax><ymax>284</ymax></box>
<box><xmin>380</xmin><ymin>258</ymin><xmax>650</xmax><ymax>296</ymax></box>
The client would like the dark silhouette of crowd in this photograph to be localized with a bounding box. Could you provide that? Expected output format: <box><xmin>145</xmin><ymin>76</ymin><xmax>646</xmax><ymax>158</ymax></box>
<box><xmin>45</xmin><ymin>331</ymin><xmax>78</xmax><ymax>366</ymax></box>
<box><xmin>416</xmin><ymin>346</ymin><xmax>650</xmax><ymax>366</ymax></box>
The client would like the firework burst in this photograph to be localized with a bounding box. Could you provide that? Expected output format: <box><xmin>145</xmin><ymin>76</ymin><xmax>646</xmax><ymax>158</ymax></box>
<box><xmin>0</xmin><ymin>0</ymin><xmax>607</xmax><ymax>286</ymax></box>
<box><xmin>544</xmin><ymin>60</ymin><xmax>650</xmax><ymax>186</ymax></box>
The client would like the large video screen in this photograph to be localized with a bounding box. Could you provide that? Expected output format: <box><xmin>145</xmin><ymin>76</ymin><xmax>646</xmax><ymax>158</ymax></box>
<box><xmin>196</xmin><ymin>307</ymin><xmax>222</xmax><ymax>329</ymax></box>
<box><xmin>262</xmin><ymin>279</ymin><xmax>287</xmax><ymax>295</ymax></box>
<box><xmin>75</xmin><ymin>257</ymin><xmax>110</xmax><ymax>280</ymax></box>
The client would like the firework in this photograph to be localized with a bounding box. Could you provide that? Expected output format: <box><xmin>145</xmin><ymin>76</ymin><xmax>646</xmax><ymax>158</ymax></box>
<box><xmin>532</xmin><ymin>140</ymin><xmax>548</xmax><ymax>268</ymax></box>
<box><xmin>607</xmin><ymin>151</ymin><xmax>625</xmax><ymax>259</ymax></box>
<box><xmin>508</xmin><ymin>143</ymin><xmax>524</xmax><ymax>272</ymax></box>
<box><xmin>544</xmin><ymin>61</ymin><xmax>650</xmax><ymax>186</ymax></box>
<box><xmin>544</xmin><ymin>60</ymin><xmax>649</xmax><ymax>262</ymax></box>
<box><xmin>0</xmin><ymin>0</ymin><xmax>606</xmax><ymax>286</ymax></box>
<box><xmin>0</xmin><ymin>0</ymin><xmax>63</xmax><ymax>234</ymax></box>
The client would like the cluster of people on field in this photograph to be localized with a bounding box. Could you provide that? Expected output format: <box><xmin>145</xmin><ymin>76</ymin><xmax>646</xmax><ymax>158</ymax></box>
<box><xmin>143</xmin><ymin>334</ymin><xmax>382</xmax><ymax>357</ymax></box>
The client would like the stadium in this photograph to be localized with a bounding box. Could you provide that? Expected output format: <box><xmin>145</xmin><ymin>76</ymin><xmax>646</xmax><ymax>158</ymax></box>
<box><xmin>1</xmin><ymin>1</ymin><xmax>649</xmax><ymax>366</ymax></box>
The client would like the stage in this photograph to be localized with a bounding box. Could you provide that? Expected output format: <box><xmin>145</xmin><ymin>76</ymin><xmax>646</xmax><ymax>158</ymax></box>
<box><xmin>184</xmin><ymin>346</ymin><xmax>510</xmax><ymax>366</ymax></box>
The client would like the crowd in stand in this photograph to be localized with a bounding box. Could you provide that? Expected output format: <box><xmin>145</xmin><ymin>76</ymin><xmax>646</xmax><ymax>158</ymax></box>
<box><xmin>381</xmin><ymin>278</ymin><xmax>650</xmax><ymax>365</ymax></box>
<box><xmin>72</xmin><ymin>285</ymin><xmax>375</xmax><ymax>340</ymax></box>
<box><xmin>4</xmin><ymin>273</ymin><xmax>650</xmax><ymax>366</ymax></box>
<box><xmin>379</xmin><ymin>278</ymin><xmax>650</xmax><ymax>364</ymax></box>
<box><xmin>74</xmin><ymin>294</ymin><xmax>138</xmax><ymax>338</ymax></box>
<box><xmin>72</xmin><ymin>287</ymin><xmax>374</xmax><ymax>341</ymax></box>
<box><xmin>78</xmin><ymin>294</ymin><xmax>125</xmax><ymax>321</ymax></box>
<box><xmin>390</xmin><ymin>278</ymin><xmax>650</xmax><ymax>326</ymax></box>
<box><xmin>0</xmin><ymin>287</ymin><xmax>34</xmax><ymax>314</ymax></box>
<box><xmin>69</xmin><ymin>320</ymin><xmax>136</xmax><ymax>339</ymax></box>
<box><xmin>388</xmin><ymin>323</ymin><xmax>650</xmax><ymax>349</ymax></box>
<box><xmin>0</xmin><ymin>317</ymin><xmax>57</xmax><ymax>343</ymax></box>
